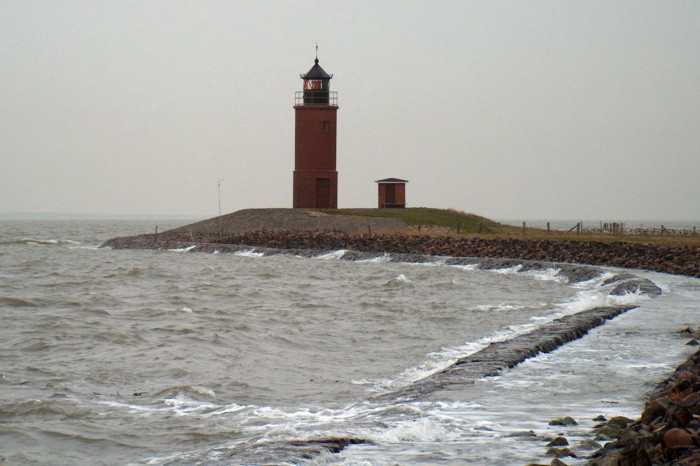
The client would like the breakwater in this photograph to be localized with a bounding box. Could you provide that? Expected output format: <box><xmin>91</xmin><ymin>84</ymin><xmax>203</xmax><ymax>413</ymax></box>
<box><xmin>377</xmin><ymin>305</ymin><xmax>637</xmax><ymax>402</ymax></box>
<box><xmin>103</xmin><ymin>230</ymin><xmax>700</xmax><ymax>278</ymax></box>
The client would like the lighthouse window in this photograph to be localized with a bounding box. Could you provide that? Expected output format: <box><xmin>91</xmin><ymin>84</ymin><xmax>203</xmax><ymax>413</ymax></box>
<box><xmin>323</xmin><ymin>121</ymin><xmax>330</xmax><ymax>132</ymax></box>
<box><xmin>305</xmin><ymin>79</ymin><xmax>322</xmax><ymax>90</ymax></box>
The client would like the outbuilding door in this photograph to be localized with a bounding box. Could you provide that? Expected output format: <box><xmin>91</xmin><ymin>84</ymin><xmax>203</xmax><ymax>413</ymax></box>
<box><xmin>385</xmin><ymin>184</ymin><xmax>396</xmax><ymax>206</ymax></box>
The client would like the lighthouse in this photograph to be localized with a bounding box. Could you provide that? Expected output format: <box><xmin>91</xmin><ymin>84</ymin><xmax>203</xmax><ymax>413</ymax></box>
<box><xmin>293</xmin><ymin>55</ymin><xmax>338</xmax><ymax>208</ymax></box>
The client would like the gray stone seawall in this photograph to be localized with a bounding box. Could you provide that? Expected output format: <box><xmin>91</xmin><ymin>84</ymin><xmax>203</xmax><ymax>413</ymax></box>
<box><xmin>102</xmin><ymin>230</ymin><xmax>699</xmax><ymax>278</ymax></box>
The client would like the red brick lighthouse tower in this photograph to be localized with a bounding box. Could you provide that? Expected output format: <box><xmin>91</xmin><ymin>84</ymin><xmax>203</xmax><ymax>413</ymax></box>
<box><xmin>293</xmin><ymin>55</ymin><xmax>338</xmax><ymax>208</ymax></box>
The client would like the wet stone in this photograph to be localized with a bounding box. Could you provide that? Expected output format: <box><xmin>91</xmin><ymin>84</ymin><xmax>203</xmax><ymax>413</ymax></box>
<box><xmin>546</xmin><ymin>436</ymin><xmax>569</xmax><ymax>447</ymax></box>
<box><xmin>545</xmin><ymin>447</ymin><xmax>577</xmax><ymax>458</ymax></box>
<box><xmin>506</xmin><ymin>430</ymin><xmax>539</xmax><ymax>438</ymax></box>
<box><xmin>579</xmin><ymin>438</ymin><xmax>602</xmax><ymax>450</ymax></box>
<box><xmin>549</xmin><ymin>416</ymin><xmax>577</xmax><ymax>426</ymax></box>
<box><xmin>607</xmin><ymin>416</ymin><xmax>634</xmax><ymax>429</ymax></box>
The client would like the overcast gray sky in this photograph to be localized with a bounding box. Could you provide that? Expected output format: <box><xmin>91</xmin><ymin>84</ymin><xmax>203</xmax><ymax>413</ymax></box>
<box><xmin>1</xmin><ymin>1</ymin><xmax>698</xmax><ymax>221</ymax></box>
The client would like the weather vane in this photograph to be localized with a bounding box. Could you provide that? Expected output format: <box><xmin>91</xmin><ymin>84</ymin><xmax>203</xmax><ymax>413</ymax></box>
<box><xmin>315</xmin><ymin>43</ymin><xmax>318</xmax><ymax>59</ymax></box>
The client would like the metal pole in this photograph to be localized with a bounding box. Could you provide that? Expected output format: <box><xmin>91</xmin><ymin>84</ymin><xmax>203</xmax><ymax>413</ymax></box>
<box><xmin>218</xmin><ymin>178</ymin><xmax>223</xmax><ymax>239</ymax></box>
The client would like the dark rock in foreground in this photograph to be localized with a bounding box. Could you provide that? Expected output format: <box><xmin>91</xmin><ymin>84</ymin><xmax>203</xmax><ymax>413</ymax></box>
<box><xmin>587</xmin><ymin>348</ymin><xmax>700</xmax><ymax>465</ymax></box>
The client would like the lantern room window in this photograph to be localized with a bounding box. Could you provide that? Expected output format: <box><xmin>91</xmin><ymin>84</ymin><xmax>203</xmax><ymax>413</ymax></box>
<box><xmin>305</xmin><ymin>79</ymin><xmax>322</xmax><ymax>90</ymax></box>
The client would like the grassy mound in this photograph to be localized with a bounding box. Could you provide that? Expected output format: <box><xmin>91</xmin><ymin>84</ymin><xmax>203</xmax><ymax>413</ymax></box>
<box><xmin>317</xmin><ymin>208</ymin><xmax>507</xmax><ymax>234</ymax></box>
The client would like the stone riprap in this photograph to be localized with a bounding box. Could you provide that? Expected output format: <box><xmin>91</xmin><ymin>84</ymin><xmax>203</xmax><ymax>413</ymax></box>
<box><xmin>588</xmin><ymin>347</ymin><xmax>700</xmax><ymax>465</ymax></box>
<box><xmin>103</xmin><ymin>230</ymin><xmax>699</xmax><ymax>278</ymax></box>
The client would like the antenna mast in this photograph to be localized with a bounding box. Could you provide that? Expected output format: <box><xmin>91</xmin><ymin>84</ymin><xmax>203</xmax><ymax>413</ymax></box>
<box><xmin>218</xmin><ymin>178</ymin><xmax>223</xmax><ymax>238</ymax></box>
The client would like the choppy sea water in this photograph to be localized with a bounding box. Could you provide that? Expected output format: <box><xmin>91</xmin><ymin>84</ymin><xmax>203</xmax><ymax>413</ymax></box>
<box><xmin>1</xmin><ymin>220</ymin><xmax>698</xmax><ymax>465</ymax></box>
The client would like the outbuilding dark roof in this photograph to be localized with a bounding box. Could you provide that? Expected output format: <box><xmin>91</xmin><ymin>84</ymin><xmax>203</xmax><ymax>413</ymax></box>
<box><xmin>375</xmin><ymin>178</ymin><xmax>409</xmax><ymax>183</ymax></box>
<box><xmin>301</xmin><ymin>58</ymin><xmax>333</xmax><ymax>80</ymax></box>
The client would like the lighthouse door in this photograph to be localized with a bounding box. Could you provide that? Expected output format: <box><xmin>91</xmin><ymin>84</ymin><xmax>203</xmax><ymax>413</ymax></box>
<box><xmin>315</xmin><ymin>178</ymin><xmax>330</xmax><ymax>208</ymax></box>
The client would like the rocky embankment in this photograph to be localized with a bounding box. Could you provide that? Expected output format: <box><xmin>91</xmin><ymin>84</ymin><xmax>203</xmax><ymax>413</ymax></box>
<box><xmin>587</xmin><ymin>346</ymin><xmax>700</xmax><ymax>466</ymax></box>
<box><xmin>103</xmin><ymin>230</ymin><xmax>700</xmax><ymax>278</ymax></box>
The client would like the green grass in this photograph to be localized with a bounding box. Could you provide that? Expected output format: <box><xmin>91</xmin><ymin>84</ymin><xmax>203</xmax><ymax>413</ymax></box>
<box><xmin>317</xmin><ymin>207</ymin><xmax>700</xmax><ymax>246</ymax></box>
<box><xmin>317</xmin><ymin>207</ymin><xmax>508</xmax><ymax>234</ymax></box>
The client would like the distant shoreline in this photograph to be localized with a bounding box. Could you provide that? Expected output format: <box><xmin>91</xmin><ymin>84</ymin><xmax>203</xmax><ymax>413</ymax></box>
<box><xmin>0</xmin><ymin>213</ymin><xmax>199</xmax><ymax>221</ymax></box>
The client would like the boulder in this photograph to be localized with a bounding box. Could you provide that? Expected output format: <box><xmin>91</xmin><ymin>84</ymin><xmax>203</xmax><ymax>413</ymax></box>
<box><xmin>549</xmin><ymin>416</ymin><xmax>577</xmax><ymax>426</ymax></box>
<box><xmin>546</xmin><ymin>436</ymin><xmax>569</xmax><ymax>447</ymax></box>
<box><xmin>663</xmin><ymin>428</ymin><xmax>694</xmax><ymax>448</ymax></box>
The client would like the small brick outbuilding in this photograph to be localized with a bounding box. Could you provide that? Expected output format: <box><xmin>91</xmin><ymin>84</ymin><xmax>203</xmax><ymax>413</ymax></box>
<box><xmin>376</xmin><ymin>178</ymin><xmax>408</xmax><ymax>208</ymax></box>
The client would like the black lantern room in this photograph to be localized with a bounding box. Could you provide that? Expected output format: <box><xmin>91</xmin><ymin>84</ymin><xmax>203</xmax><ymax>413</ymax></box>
<box><xmin>300</xmin><ymin>57</ymin><xmax>333</xmax><ymax>105</ymax></box>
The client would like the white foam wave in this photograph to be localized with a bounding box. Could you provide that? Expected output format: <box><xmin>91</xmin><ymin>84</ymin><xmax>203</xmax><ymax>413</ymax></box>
<box><xmin>162</xmin><ymin>394</ymin><xmax>217</xmax><ymax>415</ymax></box>
<box><xmin>451</xmin><ymin>263</ymin><xmax>478</xmax><ymax>271</ymax></box>
<box><xmin>608</xmin><ymin>288</ymin><xmax>651</xmax><ymax>306</ymax></box>
<box><xmin>490</xmin><ymin>264</ymin><xmax>523</xmax><ymax>274</ymax></box>
<box><xmin>358</xmin><ymin>253</ymin><xmax>391</xmax><ymax>263</ymax></box>
<box><xmin>95</xmin><ymin>396</ymin><xmax>249</xmax><ymax>419</ymax></box>
<box><xmin>10</xmin><ymin>238</ymin><xmax>80</xmax><ymax>246</ymax></box>
<box><xmin>473</xmin><ymin>303</ymin><xmax>531</xmax><ymax>312</ymax></box>
<box><xmin>351</xmin><ymin>378</ymin><xmax>375</xmax><ymax>386</ymax></box>
<box><xmin>384</xmin><ymin>273</ymin><xmax>412</xmax><ymax>288</ymax></box>
<box><xmin>168</xmin><ymin>245</ymin><xmax>196</xmax><ymax>253</ymax></box>
<box><xmin>74</xmin><ymin>244</ymin><xmax>101</xmax><ymax>250</ymax></box>
<box><xmin>572</xmin><ymin>271</ymin><xmax>616</xmax><ymax>289</ymax></box>
<box><xmin>521</xmin><ymin>267</ymin><xmax>566</xmax><ymax>283</ymax></box>
<box><xmin>374</xmin><ymin>417</ymin><xmax>452</xmax><ymax>443</ymax></box>
<box><xmin>404</xmin><ymin>258</ymin><xmax>447</xmax><ymax>267</ymax></box>
<box><xmin>556</xmin><ymin>283</ymin><xmax>648</xmax><ymax>315</ymax></box>
<box><xmin>315</xmin><ymin>249</ymin><xmax>347</xmax><ymax>260</ymax></box>
<box><xmin>96</xmin><ymin>399</ymin><xmax>160</xmax><ymax>414</ymax></box>
<box><xmin>235</xmin><ymin>249</ymin><xmax>264</xmax><ymax>258</ymax></box>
